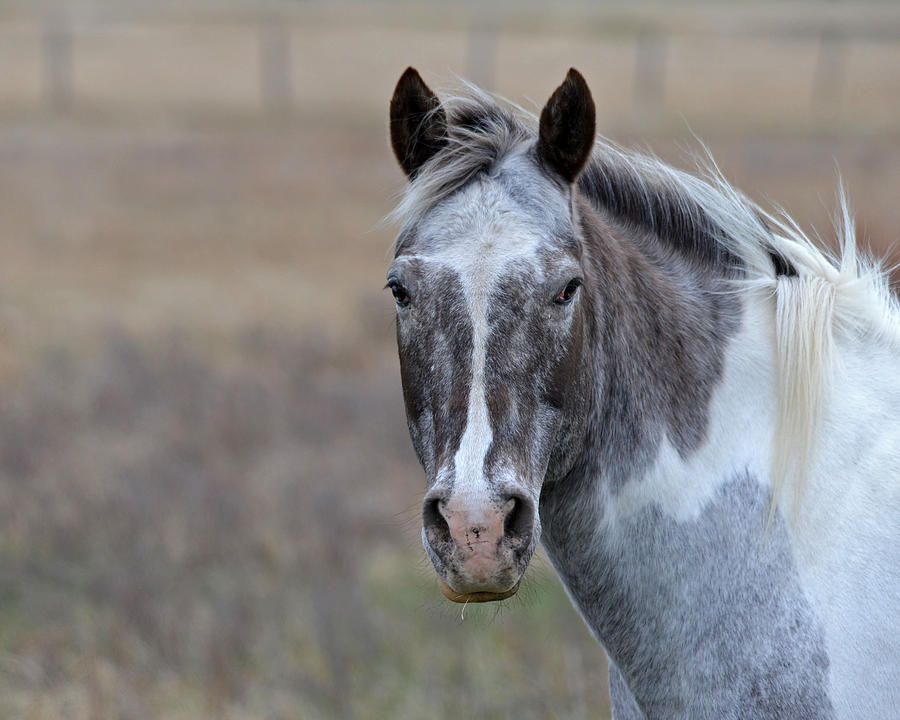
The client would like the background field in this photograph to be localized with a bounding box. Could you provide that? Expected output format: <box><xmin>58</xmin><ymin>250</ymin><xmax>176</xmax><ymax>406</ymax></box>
<box><xmin>0</xmin><ymin>1</ymin><xmax>898</xmax><ymax>718</ymax></box>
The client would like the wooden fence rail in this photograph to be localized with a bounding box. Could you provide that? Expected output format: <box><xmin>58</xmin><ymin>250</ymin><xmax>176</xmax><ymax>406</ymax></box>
<box><xmin>23</xmin><ymin>14</ymin><xmax>900</xmax><ymax>121</ymax></box>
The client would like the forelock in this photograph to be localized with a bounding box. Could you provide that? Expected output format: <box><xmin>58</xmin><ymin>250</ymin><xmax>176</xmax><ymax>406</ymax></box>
<box><xmin>390</xmin><ymin>86</ymin><xmax>536</xmax><ymax>249</ymax></box>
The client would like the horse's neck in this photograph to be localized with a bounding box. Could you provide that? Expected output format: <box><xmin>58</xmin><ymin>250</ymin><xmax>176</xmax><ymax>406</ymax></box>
<box><xmin>540</xmin><ymin>227</ymin><xmax>839</xmax><ymax>714</ymax></box>
<box><xmin>540</xmin><ymin>220</ymin><xmax>900</xmax><ymax>715</ymax></box>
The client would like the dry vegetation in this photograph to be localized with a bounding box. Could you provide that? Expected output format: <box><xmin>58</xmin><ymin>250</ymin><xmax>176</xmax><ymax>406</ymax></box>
<box><xmin>0</xmin><ymin>322</ymin><xmax>608</xmax><ymax>719</ymax></box>
<box><xmin>0</xmin><ymin>1</ymin><xmax>898</xmax><ymax>718</ymax></box>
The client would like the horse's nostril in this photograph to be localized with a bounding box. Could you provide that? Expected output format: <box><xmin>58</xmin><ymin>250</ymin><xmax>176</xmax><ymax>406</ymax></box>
<box><xmin>503</xmin><ymin>494</ymin><xmax>534</xmax><ymax>541</ymax></box>
<box><xmin>423</xmin><ymin>497</ymin><xmax>452</xmax><ymax>545</ymax></box>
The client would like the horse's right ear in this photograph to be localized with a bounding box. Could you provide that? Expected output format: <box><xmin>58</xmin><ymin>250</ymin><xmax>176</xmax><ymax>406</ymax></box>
<box><xmin>390</xmin><ymin>67</ymin><xmax>447</xmax><ymax>180</ymax></box>
<box><xmin>537</xmin><ymin>68</ymin><xmax>596</xmax><ymax>184</ymax></box>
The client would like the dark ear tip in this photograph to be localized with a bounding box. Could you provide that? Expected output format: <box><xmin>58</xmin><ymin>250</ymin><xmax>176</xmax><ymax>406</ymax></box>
<box><xmin>391</xmin><ymin>69</ymin><xmax>422</xmax><ymax>106</ymax></box>
<box><xmin>562</xmin><ymin>68</ymin><xmax>592</xmax><ymax>103</ymax></box>
<box><xmin>394</xmin><ymin>67</ymin><xmax>432</xmax><ymax>99</ymax></box>
<box><xmin>397</xmin><ymin>66</ymin><xmax>422</xmax><ymax>85</ymax></box>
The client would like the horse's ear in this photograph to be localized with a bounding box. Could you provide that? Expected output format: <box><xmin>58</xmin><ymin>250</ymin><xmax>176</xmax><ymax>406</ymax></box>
<box><xmin>390</xmin><ymin>67</ymin><xmax>447</xmax><ymax>180</ymax></box>
<box><xmin>537</xmin><ymin>68</ymin><xmax>596</xmax><ymax>184</ymax></box>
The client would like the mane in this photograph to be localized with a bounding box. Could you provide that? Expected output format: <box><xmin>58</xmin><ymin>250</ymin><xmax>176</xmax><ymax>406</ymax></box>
<box><xmin>390</xmin><ymin>85</ymin><xmax>900</xmax><ymax>516</ymax></box>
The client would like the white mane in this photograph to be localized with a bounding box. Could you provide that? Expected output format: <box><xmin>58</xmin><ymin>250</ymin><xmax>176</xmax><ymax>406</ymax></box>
<box><xmin>647</xmin><ymin>159</ymin><xmax>900</xmax><ymax>516</ymax></box>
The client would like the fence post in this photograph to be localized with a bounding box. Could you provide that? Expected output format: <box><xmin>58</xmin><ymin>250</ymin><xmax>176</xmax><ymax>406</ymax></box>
<box><xmin>259</xmin><ymin>19</ymin><xmax>292</xmax><ymax>114</ymax></box>
<box><xmin>467</xmin><ymin>8</ymin><xmax>498</xmax><ymax>92</ymax></box>
<box><xmin>43</xmin><ymin>15</ymin><xmax>73</xmax><ymax>112</ymax></box>
<box><xmin>811</xmin><ymin>25</ymin><xmax>846</xmax><ymax>121</ymax></box>
<box><xmin>634</xmin><ymin>27</ymin><xmax>667</xmax><ymax>114</ymax></box>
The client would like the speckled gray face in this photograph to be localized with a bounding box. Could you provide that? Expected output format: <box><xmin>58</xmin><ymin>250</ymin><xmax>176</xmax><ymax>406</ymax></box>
<box><xmin>388</xmin><ymin>160</ymin><xmax>594</xmax><ymax>601</ymax></box>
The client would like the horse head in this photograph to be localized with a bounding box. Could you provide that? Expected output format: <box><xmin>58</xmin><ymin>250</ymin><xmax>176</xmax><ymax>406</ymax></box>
<box><xmin>387</xmin><ymin>68</ymin><xmax>597</xmax><ymax>602</ymax></box>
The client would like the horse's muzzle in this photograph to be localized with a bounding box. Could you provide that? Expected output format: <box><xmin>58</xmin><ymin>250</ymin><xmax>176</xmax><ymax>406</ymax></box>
<box><xmin>422</xmin><ymin>488</ymin><xmax>536</xmax><ymax>603</ymax></box>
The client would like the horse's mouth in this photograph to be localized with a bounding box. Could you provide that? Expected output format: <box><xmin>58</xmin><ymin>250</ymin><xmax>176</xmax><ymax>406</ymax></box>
<box><xmin>438</xmin><ymin>577</ymin><xmax>520</xmax><ymax>603</ymax></box>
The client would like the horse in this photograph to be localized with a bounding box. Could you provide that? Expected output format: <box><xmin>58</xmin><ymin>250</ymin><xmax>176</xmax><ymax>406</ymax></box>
<box><xmin>385</xmin><ymin>66</ymin><xmax>900</xmax><ymax>718</ymax></box>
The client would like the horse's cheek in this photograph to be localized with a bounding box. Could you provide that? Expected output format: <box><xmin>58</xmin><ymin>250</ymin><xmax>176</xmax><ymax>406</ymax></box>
<box><xmin>396</xmin><ymin>330</ymin><xmax>432</xmax><ymax>469</ymax></box>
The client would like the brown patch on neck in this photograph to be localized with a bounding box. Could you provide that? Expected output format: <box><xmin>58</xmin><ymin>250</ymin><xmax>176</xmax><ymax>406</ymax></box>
<box><xmin>572</xmin><ymin>195</ymin><xmax>742</xmax><ymax>486</ymax></box>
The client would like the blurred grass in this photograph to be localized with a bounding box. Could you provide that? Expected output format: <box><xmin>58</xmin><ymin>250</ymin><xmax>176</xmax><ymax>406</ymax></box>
<box><xmin>0</xmin><ymin>326</ymin><xmax>610</xmax><ymax>719</ymax></box>
<box><xmin>0</xmin><ymin>115</ymin><xmax>614</xmax><ymax>719</ymax></box>
<box><xmin>0</xmin><ymin>1</ymin><xmax>898</xmax><ymax>718</ymax></box>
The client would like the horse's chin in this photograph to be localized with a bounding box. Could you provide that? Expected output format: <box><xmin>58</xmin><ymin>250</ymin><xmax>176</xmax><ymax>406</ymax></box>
<box><xmin>438</xmin><ymin>577</ymin><xmax>520</xmax><ymax>603</ymax></box>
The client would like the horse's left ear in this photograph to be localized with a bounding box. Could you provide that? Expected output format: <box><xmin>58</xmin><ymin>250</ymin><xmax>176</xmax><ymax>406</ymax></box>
<box><xmin>390</xmin><ymin>67</ymin><xmax>447</xmax><ymax>180</ymax></box>
<box><xmin>537</xmin><ymin>68</ymin><xmax>596</xmax><ymax>184</ymax></box>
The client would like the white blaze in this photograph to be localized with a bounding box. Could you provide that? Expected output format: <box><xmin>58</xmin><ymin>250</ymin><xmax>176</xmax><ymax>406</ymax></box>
<box><xmin>418</xmin><ymin>176</ymin><xmax>552</xmax><ymax>508</ymax></box>
<box><xmin>452</xmin><ymin>261</ymin><xmax>494</xmax><ymax>509</ymax></box>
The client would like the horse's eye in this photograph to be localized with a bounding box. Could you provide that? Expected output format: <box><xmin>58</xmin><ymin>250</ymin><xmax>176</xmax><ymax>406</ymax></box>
<box><xmin>388</xmin><ymin>281</ymin><xmax>410</xmax><ymax>308</ymax></box>
<box><xmin>554</xmin><ymin>278</ymin><xmax>582</xmax><ymax>305</ymax></box>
